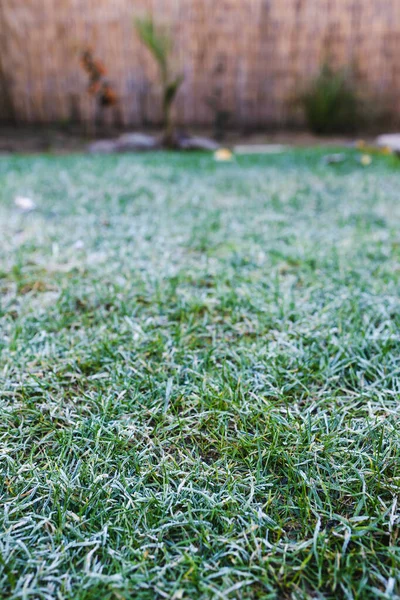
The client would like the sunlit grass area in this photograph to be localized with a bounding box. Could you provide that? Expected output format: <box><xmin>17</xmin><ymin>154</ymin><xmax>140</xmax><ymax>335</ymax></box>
<box><xmin>1</xmin><ymin>149</ymin><xmax>399</xmax><ymax>599</ymax></box>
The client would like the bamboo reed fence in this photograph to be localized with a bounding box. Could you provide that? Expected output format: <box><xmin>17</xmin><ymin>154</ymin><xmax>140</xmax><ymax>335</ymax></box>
<box><xmin>1</xmin><ymin>0</ymin><xmax>400</xmax><ymax>127</ymax></box>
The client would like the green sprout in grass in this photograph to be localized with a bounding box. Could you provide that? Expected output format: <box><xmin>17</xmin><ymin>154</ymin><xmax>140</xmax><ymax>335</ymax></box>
<box><xmin>135</xmin><ymin>16</ymin><xmax>184</xmax><ymax>147</ymax></box>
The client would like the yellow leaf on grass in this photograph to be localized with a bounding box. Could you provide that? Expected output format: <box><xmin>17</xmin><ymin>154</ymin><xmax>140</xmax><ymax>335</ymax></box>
<box><xmin>214</xmin><ymin>148</ymin><xmax>233</xmax><ymax>162</ymax></box>
<box><xmin>360</xmin><ymin>154</ymin><xmax>372</xmax><ymax>166</ymax></box>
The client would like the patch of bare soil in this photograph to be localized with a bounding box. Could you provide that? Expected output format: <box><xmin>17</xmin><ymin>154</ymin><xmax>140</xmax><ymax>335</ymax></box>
<box><xmin>0</xmin><ymin>125</ymin><xmax>364</xmax><ymax>155</ymax></box>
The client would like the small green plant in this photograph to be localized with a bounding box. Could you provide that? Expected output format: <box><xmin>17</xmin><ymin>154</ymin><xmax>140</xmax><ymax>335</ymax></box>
<box><xmin>206</xmin><ymin>57</ymin><xmax>231</xmax><ymax>141</ymax></box>
<box><xmin>206</xmin><ymin>90</ymin><xmax>231</xmax><ymax>142</ymax></box>
<box><xmin>302</xmin><ymin>63</ymin><xmax>359</xmax><ymax>134</ymax></box>
<box><xmin>135</xmin><ymin>16</ymin><xmax>183</xmax><ymax>146</ymax></box>
<box><xmin>0</xmin><ymin>54</ymin><xmax>15</xmax><ymax>123</ymax></box>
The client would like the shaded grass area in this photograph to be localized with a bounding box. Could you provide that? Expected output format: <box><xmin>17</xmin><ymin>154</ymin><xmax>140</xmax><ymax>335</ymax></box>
<box><xmin>0</xmin><ymin>149</ymin><xmax>399</xmax><ymax>599</ymax></box>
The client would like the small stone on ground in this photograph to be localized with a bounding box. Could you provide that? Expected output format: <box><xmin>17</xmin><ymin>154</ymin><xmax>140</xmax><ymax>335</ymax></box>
<box><xmin>116</xmin><ymin>133</ymin><xmax>160</xmax><ymax>152</ymax></box>
<box><xmin>87</xmin><ymin>140</ymin><xmax>119</xmax><ymax>154</ymax></box>
<box><xmin>234</xmin><ymin>144</ymin><xmax>287</xmax><ymax>154</ymax></box>
<box><xmin>178</xmin><ymin>137</ymin><xmax>220</xmax><ymax>151</ymax></box>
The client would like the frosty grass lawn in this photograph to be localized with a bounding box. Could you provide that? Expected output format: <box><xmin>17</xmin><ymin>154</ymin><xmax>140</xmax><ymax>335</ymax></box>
<box><xmin>0</xmin><ymin>149</ymin><xmax>399</xmax><ymax>600</ymax></box>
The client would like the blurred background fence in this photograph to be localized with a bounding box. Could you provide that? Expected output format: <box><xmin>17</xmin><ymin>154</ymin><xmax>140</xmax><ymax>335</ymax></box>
<box><xmin>1</xmin><ymin>0</ymin><xmax>400</xmax><ymax>128</ymax></box>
